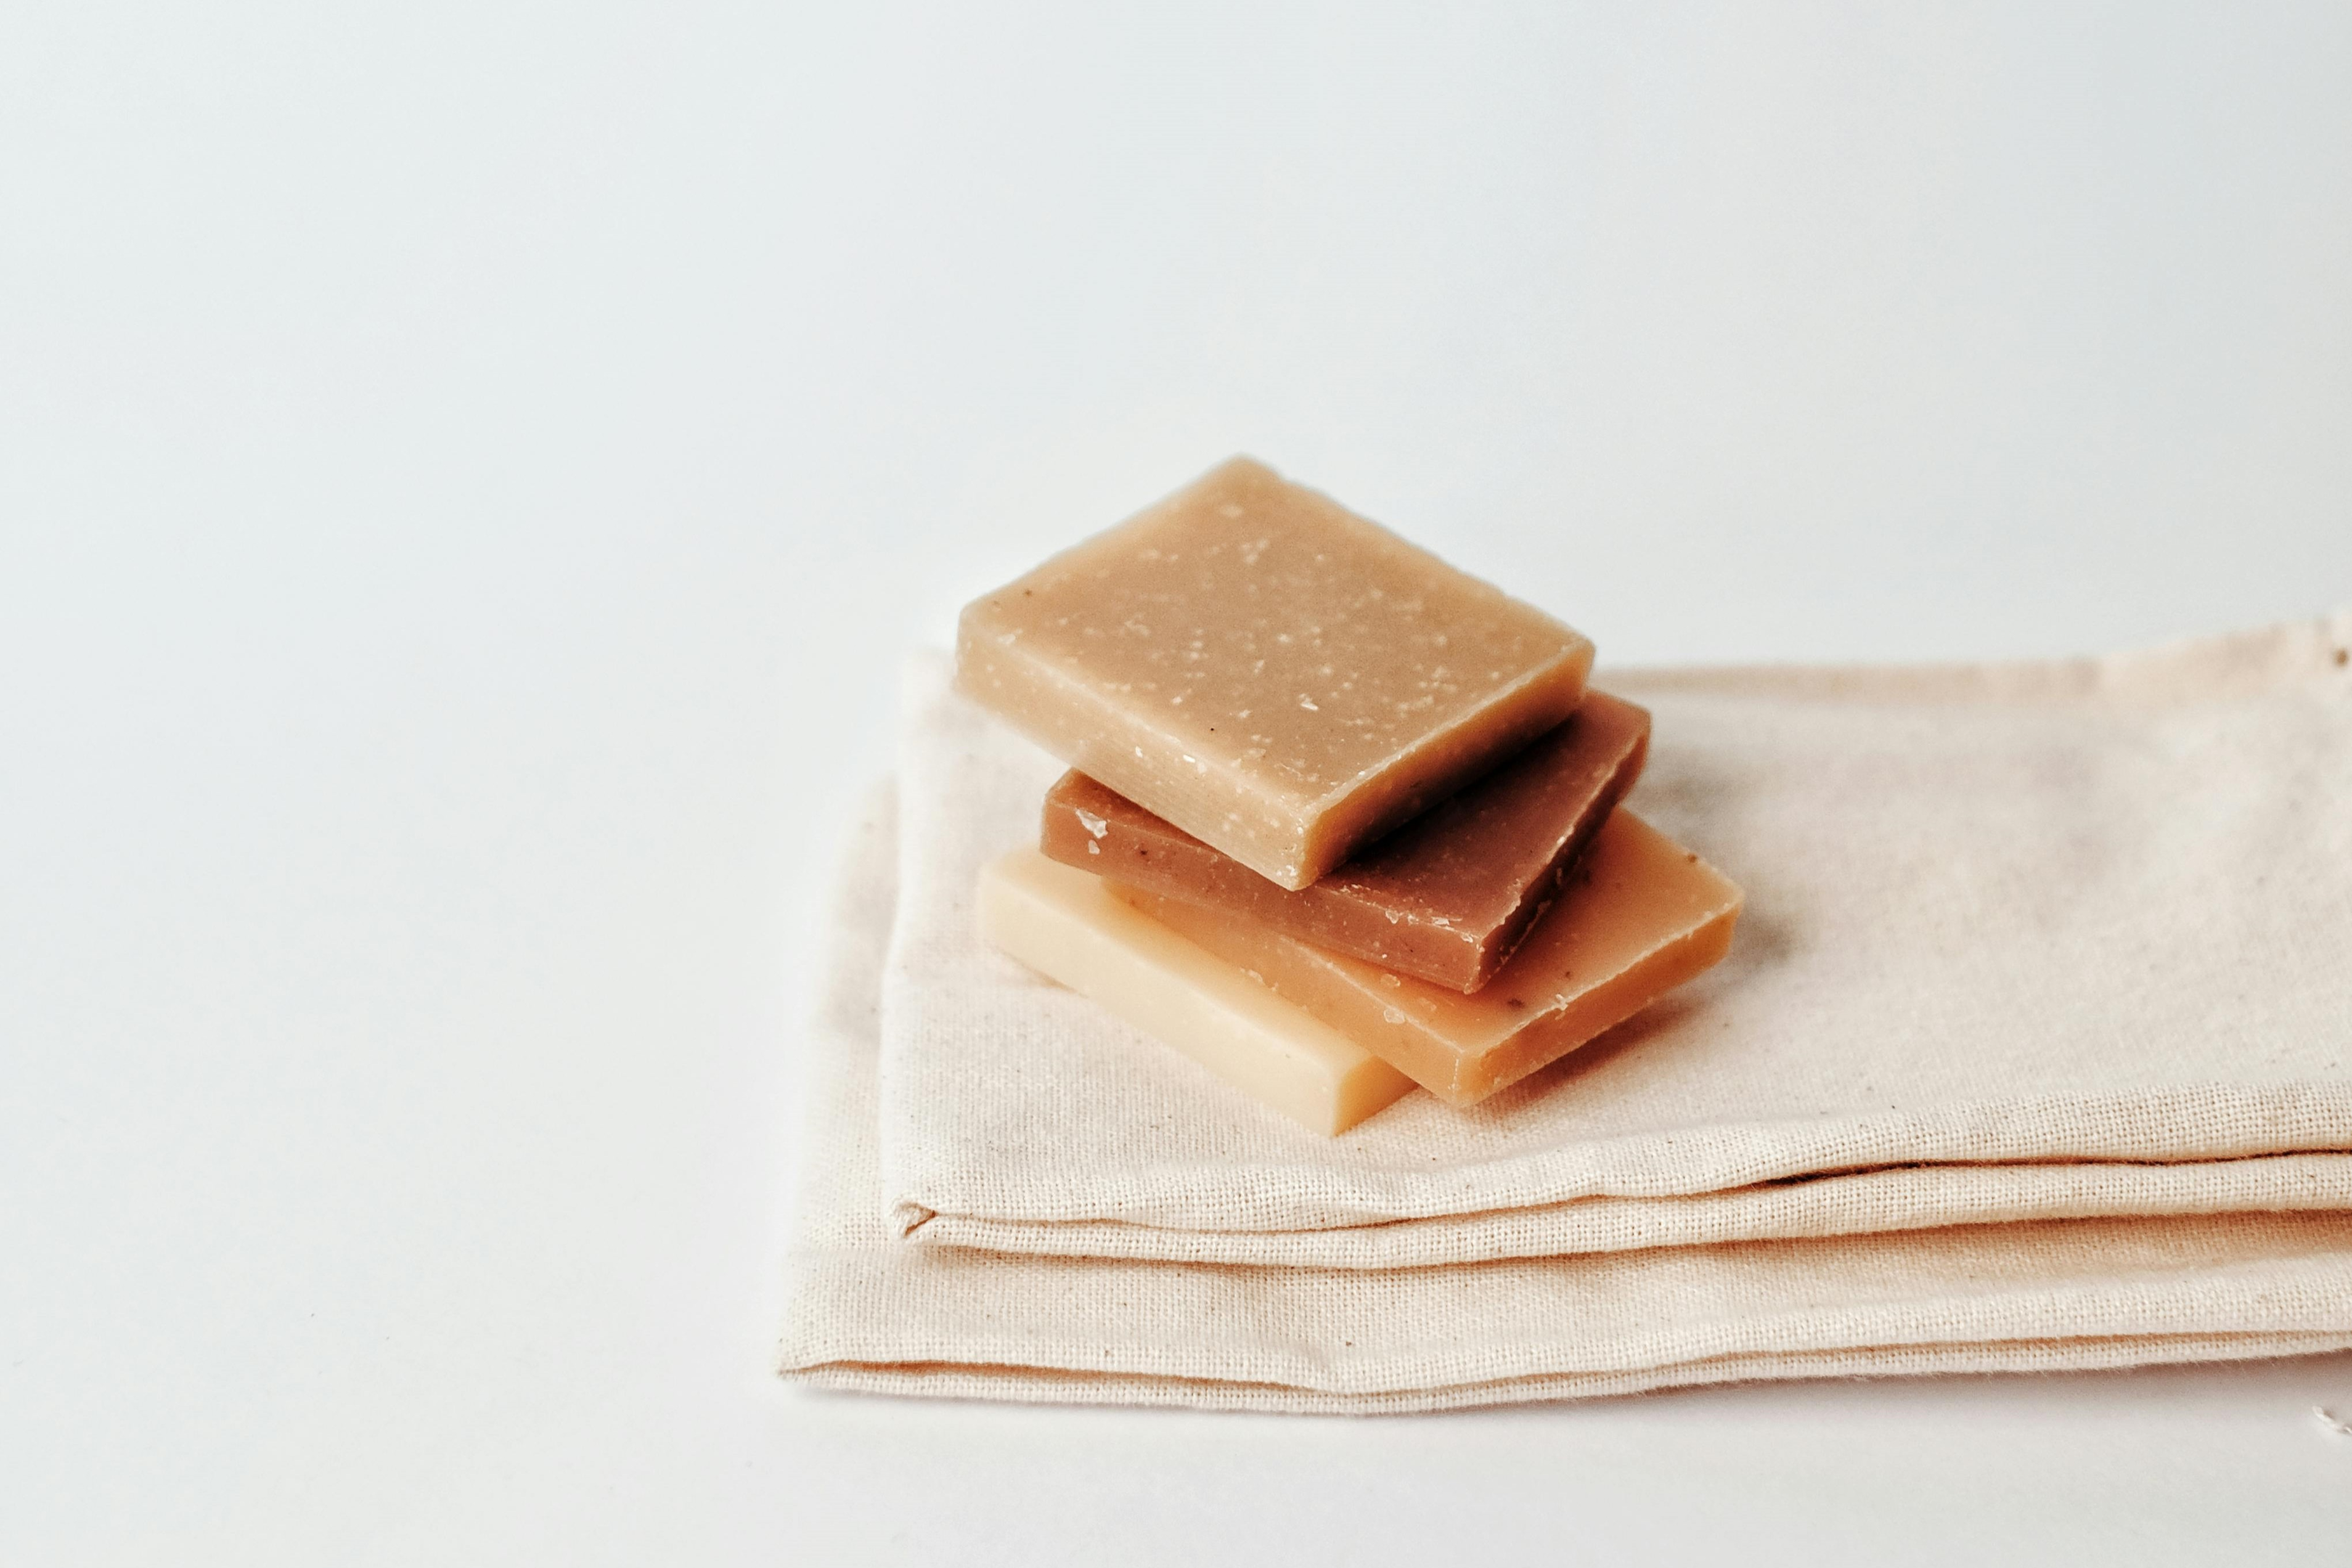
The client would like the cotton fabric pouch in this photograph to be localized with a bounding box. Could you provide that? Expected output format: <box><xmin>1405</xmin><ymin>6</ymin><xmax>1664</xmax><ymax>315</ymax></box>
<box><xmin>779</xmin><ymin>780</ymin><xmax>2352</xmax><ymax>1413</ymax></box>
<box><xmin>778</xmin><ymin>615</ymin><xmax>2352</xmax><ymax>1413</ymax></box>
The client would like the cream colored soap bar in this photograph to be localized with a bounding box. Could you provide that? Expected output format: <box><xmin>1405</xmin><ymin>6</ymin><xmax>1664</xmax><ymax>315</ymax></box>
<box><xmin>1114</xmin><ymin>809</ymin><xmax>1742</xmax><ymax>1106</ymax></box>
<box><xmin>976</xmin><ymin>849</ymin><xmax>1418</xmax><ymax>1135</ymax></box>
<box><xmin>957</xmin><ymin>457</ymin><xmax>1595</xmax><ymax>889</ymax></box>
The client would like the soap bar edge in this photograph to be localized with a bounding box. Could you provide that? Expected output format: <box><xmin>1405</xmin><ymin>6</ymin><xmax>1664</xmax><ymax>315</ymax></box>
<box><xmin>974</xmin><ymin>849</ymin><xmax>1418</xmax><ymax>1135</ymax></box>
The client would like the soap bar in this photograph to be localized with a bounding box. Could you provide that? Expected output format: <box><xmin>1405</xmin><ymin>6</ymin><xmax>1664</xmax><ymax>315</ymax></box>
<box><xmin>957</xmin><ymin>457</ymin><xmax>1595</xmax><ymax>889</ymax></box>
<box><xmin>1112</xmin><ymin>810</ymin><xmax>1741</xmax><ymax>1106</ymax></box>
<box><xmin>976</xmin><ymin>849</ymin><xmax>1418</xmax><ymax>1135</ymax></box>
<box><xmin>1040</xmin><ymin>691</ymin><xmax>1651</xmax><ymax>993</ymax></box>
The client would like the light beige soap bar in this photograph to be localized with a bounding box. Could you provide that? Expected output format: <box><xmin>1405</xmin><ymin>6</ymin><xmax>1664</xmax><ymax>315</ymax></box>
<box><xmin>958</xmin><ymin>457</ymin><xmax>1595</xmax><ymax>889</ymax></box>
<box><xmin>1115</xmin><ymin>810</ymin><xmax>1742</xmax><ymax>1106</ymax></box>
<box><xmin>976</xmin><ymin>849</ymin><xmax>1418</xmax><ymax>1135</ymax></box>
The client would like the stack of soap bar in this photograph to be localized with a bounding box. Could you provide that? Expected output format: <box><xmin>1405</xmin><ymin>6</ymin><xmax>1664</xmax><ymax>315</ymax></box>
<box><xmin>959</xmin><ymin>457</ymin><xmax>1742</xmax><ymax>1134</ymax></box>
<box><xmin>957</xmin><ymin>455</ymin><xmax>1596</xmax><ymax>889</ymax></box>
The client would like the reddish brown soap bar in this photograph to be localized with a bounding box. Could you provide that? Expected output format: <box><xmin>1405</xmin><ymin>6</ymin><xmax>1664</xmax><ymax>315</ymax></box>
<box><xmin>1040</xmin><ymin>691</ymin><xmax>1651</xmax><ymax>994</ymax></box>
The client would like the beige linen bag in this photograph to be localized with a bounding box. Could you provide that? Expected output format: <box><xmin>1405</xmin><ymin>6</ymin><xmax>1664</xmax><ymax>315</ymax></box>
<box><xmin>783</xmin><ymin>614</ymin><xmax>2352</xmax><ymax>1410</ymax></box>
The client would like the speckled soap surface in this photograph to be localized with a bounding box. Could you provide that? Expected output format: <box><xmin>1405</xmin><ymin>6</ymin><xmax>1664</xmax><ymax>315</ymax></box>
<box><xmin>955</xmin><ymin>457</ymin><xmax>1595</xmax><ymax>889</ymax></box>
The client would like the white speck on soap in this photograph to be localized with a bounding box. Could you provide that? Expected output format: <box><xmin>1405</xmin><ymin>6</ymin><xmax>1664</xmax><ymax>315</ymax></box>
<box><xmin>1382</xmin><ymin>1006</ymin><xmax>1407</xmax><ymax>1025</ymax></box>
<box><xmin>1298</xmin><ymin>696</ymin><xmax>1318</xmax><ymax>711</ymax></box>
<box><xmin>1085</xmin><ymin>841</ymin><xmax>1099</xmax><ymax>855</ymax></box>
<box><xmin>1075</xmin><ymin>809</ymin><xmax>1108</xmax><ymax>840</ymax></box>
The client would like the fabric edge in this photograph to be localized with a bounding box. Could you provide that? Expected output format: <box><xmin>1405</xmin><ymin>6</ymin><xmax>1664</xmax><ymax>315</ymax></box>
<box><xmin>783</xmin><ymin>1334</ymin><xmax>2352</xmax><ymax>1417</ymax></box>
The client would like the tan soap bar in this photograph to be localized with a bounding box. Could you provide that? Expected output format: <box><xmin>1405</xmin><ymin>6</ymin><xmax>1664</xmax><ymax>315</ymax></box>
<box><xmin>1112</xmin><ymin>809</ymin><xmax>1742</xmax><ymax>1107</ymax></box>
<box><xmin>1041</xmin><ymin>690</ymin><xmax>1651</xmax><ymax>993</ymax></box>
<box><xmin>976</xmin><ymin>849</ymin><xmax>1418</xmax><ymax>1135</ymax></box>
<box><xmin>957</xmin><ymin>457</ymin><xmax>1595</xmax><ymax>890</ymax></box>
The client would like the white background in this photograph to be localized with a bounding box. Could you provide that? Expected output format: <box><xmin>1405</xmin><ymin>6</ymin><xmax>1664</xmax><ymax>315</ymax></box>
<box><xmin>6</xmin><ymin>3</ymin><xmax>2352</xmax><ymax>1561</ymax></box>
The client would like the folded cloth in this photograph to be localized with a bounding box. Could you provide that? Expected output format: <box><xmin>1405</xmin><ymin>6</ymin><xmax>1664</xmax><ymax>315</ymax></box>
<box><xmin>778</xmin><ymin>784</ymin><xmax>2352</xmax><ymax>1413</ymax></box>
<box><xmin>878</xmin><ymin>613</ymin><xmax>2352</xmax><ymax>1267</ymax></box>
